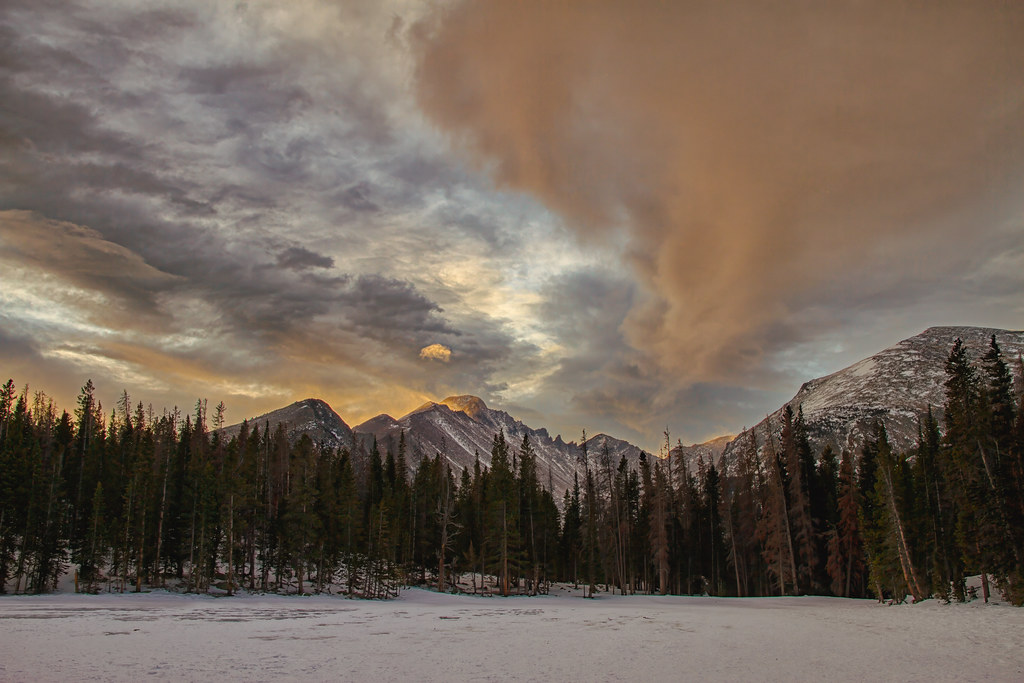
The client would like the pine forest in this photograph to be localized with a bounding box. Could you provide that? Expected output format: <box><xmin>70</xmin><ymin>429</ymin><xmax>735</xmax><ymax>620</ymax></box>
<box><xmin>1</xmin><ymin>336</ymin><xmax>1023</xmax><ymax>605</ymax></box>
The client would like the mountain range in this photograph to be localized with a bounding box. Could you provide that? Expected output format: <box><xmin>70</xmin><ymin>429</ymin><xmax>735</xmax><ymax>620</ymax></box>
<box><xmin>221</xmin><ymin>326</ymin><xmax>1023</xmax><ymax>494</ymax></box>
<box><xmin>217</xmin><ymin>397</ymin><xmax>357</xmax><ymax>453</ymax></box>
<box><xmin>353</xmin><ymin>396</ymin><xmax>654</xmax><ymax>496</ymax></box>
<box><xmin>223</xmin><ymin>394</ymin><xmax>652</xmax><ymax>497</ymax></box>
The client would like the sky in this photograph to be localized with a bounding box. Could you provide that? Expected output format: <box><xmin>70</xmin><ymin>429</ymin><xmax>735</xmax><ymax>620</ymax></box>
<box><xmin>1</xmin><ymin>0</ymin><xmax>1022</xmax><ymax>452</ymax></box>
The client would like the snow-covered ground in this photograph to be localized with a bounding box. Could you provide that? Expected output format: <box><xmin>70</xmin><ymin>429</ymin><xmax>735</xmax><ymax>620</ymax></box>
<box><xmin>2</xmin><ymin>586</ymin><xmax>1022</xmax><ymax>682</ymax></box>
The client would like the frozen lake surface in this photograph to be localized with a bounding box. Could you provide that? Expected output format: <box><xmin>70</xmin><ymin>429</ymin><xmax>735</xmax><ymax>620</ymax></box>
<box><xmin>2</xmin><ymin>586</ymin><xmax>1022</xmax><ymax>681</ymax></box>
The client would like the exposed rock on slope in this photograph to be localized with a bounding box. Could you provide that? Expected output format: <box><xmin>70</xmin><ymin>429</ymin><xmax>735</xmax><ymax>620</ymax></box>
<box><xmin>355</xmin><ymin>395</ymin><xmax>651</xmax><ymax>496</ymax></box>
<box><xmin>718</xmin><ymin>326</ymin><xmax>1024</xmax><ymax>468</ymax></box>
<box><xmin>586</xmin><ymin>433</ymin><xmax>647</xmax><ymax>467</ymax></box>
<box><xmin>220</xmin><ymin>394</ymin><xmax>651</xmax><ymax>498</ymax></box>
<box><xmin>219</xmin><ymin>398</ymin><xmax>356</xmax><ymax>452</ymax></box>
<box><xmin>671</xmin><ymin>435</ymin><xmax>735</xmax><ymax>473</ymax></box>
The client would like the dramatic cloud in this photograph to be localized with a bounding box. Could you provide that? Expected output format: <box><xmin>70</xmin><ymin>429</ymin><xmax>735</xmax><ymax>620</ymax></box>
<box><xmin>413</xmin><ymin>0</ymin><xmax>1024</xmax><ymax>391</ymax></box>
<box><xmin>2</xmin><ymin>0</ymin><xmax>1021</xmax><ymax>449</ymax></box>
<box><xmin>277</xmin><ymin>246</ymin><xmax>335</xmax><ymax>271</ymax></box>
<box><xmin>0</xmin><ymin>0</ymin><xmax>568</xmax><ymax>434</ymax></box>
<box><xmin>419</xmin><ymin>343</ymin><xmax>453</xmax><ymax>363</ymax></box>
<box><xmin>0</xmin><ymin>210</ymin><xmax>182</xmax><ymax>324</ymax></box>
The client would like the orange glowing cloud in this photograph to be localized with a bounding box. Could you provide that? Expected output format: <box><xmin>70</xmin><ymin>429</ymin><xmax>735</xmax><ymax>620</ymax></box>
<box><xmin>412</xmin><ymin>1</ymin><xmax>1024</xmax><ymax>386</ymax></box>
<box><xmin>419</xmin><ymin>343</ymin><xmax>453</xmax><ymax>362</ymax></box>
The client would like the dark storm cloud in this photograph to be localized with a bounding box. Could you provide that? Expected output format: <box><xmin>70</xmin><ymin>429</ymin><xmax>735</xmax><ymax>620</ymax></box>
<box><xmin>0</xmin><ymin>321</ymin><xmax>41</xmax><ymax>364</ymax></box>
<box><xmin>0</xmin><ymin>211</ymin><xmax>182</xmax><ymax>324</ymax></box>
<box><xmin>0</xmin><ymin>0</ymin><xmax>548</xmax><ymax>427</ymax></box>
<box><xmin>526</xmin><ymin>269</ymin><xmax>665</xmax><ymax>440</ymax></box>
<box><xmin>0</xmin><ymin>79</ymin><xmax>135</xmax><ymax>159</ymax></box>
<box><xmin>178</xmin><ymin>63</ymin><xmax>294</xmax><ymax>98</ymax></box>
<box><xmin>335</xmin><ymin>183</ymin><xmax>380</xmax><ymax>212</ymax></box>
<box><xmin>0</xmin><ymin>59</ymin><xmax>212</xmax><ymax>220</ymax></box>
<box><xmin>277</xmin><ymin>246</ymin><xmax>335</xmax><ymax>270</ymax></box>
<box><xmin>0</xmin><ymin>24</ymin><xmax>87</xmax><ymax>82</ymax></box>
<box><xmin>538</xmin><ymin>270</ymin><xmax>633</xmax><ymax>348</ymax></box>
<box><xmin>346</xmin><ymin>275</ymin><xmax>449</xmax><ymax>335</ymax></box>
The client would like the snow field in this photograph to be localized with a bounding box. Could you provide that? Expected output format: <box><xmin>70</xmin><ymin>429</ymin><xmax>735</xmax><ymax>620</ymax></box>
<box><xmin>1</xmin><ymin>587</ymin><xmax>1023</xmax><ymax>682</ymax></box>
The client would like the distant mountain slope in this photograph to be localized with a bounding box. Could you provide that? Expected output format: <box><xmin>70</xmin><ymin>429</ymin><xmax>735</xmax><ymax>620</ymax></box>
<box><xmin>671</xmin><ymin>435</ymin><xmax>735</xmax><ymax>473</ymax></box>
<box><xmin>354</xmin><ymin>395</ymin><xmax>651</xmax><ymax>496</ymax></box>
<box><xmin>586</xmin><ymin>433</ymin><xmax>647</xmax><ymax>467</ymax></box>
<box><xmin>718</xmin><ymin>326</ymin><xmax>1024</xmax><ymax>468</ymax></box>
<box><xmin>219</xmin><ymin>398</ymin><xmax>356</xmax><ymax>452</ymax></box>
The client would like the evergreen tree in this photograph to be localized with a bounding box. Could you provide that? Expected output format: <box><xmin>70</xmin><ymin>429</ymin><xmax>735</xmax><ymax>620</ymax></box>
<box><xmin>517</xmin><ymin>434</ymin><xmax>541</xmax><ymax>593</ymax></box>
<box><xmin>943</xmin><ymin>337</ymin><xmax>1002</xmax><ymax>601</ymax></box>
<box><xmin>983</xmin><ymin>336</ymin><xmax>1017</xmax><ymax>454</ymax></box>
<box><xmin>912</xmin><ymin>407</ymin><xmax>959</xmax><ymax>601</ymax></box>
<box><xmin>635</xmin><ymin>451</ymin><xmax>654</xmax><ymax>593</ymax></box>
<box><xmin>579</xmin><ymin>432</ymin><xmax>599</xmax><ymax>597</ymax></box>
<box><xmin>485</xmin><ymin>431</ymin><xmax>518</xmax><ymax>595</ymax></box>
<box><xmin>649</xmin><ymin>462</ymin><xmax>671</xmax><ymax>595</ymax></box>
<box><xmin>980</xmin><ymin>337</ymin><xmax>1024</xmax><ymax>602</ymax></box>
<box><xmin>757</xmin><ymin>420</ymin><xmax>797</xmax><ymax>595</ymax></box>
<box><xmin>781</xmin><ymin>405</ymin><xmax>815</xmax><ymax>594</ymax></box>
<box><xmin>826</xmin><ymin>449</ymin><xmax>865</xmax><ymax>597</ymax></box>
<box><xmin>868</xmin><ymin>425</ymin><xmax>925</xmax><ymax>602</ymax></box>
<box><xmin>704</xmin><ymin>461</ymin><xmax>727</xmax><ymax>595</ymax></box>
<box><xmin>725</xmin><ymin>431</ymin><xmax>763</xmax><ymax>597</ymax></box>
<box><xmin>560</xmin><ymin>473</ymin><xmax>583</xmax><ymax>587</ymax></box>
<box><xmin>283</xmin><ymin>435</ymin><xmax>320</xmax><ymax>594</ymax></box>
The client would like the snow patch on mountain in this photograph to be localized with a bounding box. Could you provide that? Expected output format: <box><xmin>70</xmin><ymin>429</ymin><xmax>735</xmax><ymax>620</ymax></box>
<box><xmin>671</xmin><ymin>434</ymin><xmax>735</xmax><ymax>473</ymax></box>
<box><xmin>718</xmin><ymin>326</ymin><xmax>1024</xmax><ymax>469</ymax></box>
<box><xmin>219</xmin><ymin>398</ymin><xmax>357</xmax><ymax>452</ymax></box>
<box><xmin>353</xmin><ymin>395</ymin><xmax>650</xmax><ymax>497</ymax></box>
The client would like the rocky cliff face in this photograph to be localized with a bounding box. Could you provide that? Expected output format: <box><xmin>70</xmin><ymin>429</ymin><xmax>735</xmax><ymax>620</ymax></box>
<box><xmin>716</xmin><ymin>326</ymin><xmax>1024</xmax><ymax>469</ymax></box>
<box><xmin>221</xmin><ymin>393</ymin><xmax>651</xmax><ymax>498</ymax></box>
<box><xmin>670</xmin><ymin>435</ymin><xmax>735</xmax><ymax>474</ymax></box>
<box><xmin>354</xmin><ymin>395</ymin><xmax>651</xmax><ymax>496</ymax></box>
<box><xmin>217</xmin><ymin>328</ymin><xmax>1022</xmax><ymax>493</ymax></box>
<box><xmin>219</xmin><ymin>398</ymin><xmax>356</xmax><ymax>452</ymax></box>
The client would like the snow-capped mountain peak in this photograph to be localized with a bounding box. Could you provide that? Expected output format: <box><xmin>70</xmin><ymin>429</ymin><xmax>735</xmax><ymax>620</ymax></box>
<box><xmin>440</xmin><ymin>395</ymin><xmax>488</xmax><ymax>420</ymax></box>
<box><xmin>716</xmin><ymin>326</ymin><xmax>1024</xmax><ymax>468</ymax></box>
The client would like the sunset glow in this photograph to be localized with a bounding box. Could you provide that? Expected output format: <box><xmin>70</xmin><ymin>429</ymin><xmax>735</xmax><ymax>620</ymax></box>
<box><xmin>1</xmin><ymin>0</ymin><xmax>1022</xmax><ymax>449</ymax></box>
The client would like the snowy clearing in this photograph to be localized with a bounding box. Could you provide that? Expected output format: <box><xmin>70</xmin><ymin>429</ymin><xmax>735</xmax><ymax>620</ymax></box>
<box><xmin>1</xmin><ymin>587</ymin><xmax>1022</xmax><ymax>682</ymax></box>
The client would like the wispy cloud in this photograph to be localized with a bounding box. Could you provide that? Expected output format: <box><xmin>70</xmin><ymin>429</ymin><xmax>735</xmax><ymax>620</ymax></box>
<box><xmin>413</xmin><ymin>1</ymin><xmax>1024</xmax><ymax>419</ymax></box>
<box><xmin>1</xmin><ymin>0</ymin><xmax>1020</xmax><ymax>449</ymax></box>
<box><xmin>0</xmin><ymin>0</ymin><xmax>562</xmax><ymax>432</ymax></box>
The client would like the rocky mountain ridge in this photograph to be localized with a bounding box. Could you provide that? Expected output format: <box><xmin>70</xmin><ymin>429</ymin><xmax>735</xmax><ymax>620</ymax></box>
<box><xmin>221</xmin><ymin>394</ymin><xmax>653</xmax><ymax>498</ymax></box>
<box><xmin>713</xmin><ymin>326</ymin><xmax>1024</xmax><ymax>470</ymax></box>
<box><xmin>354</xmin><ymin>395</ymin><xmax>651</xmax><ymax>496</ymax></box>
<box><xmin>218</xmin><ymin>327</ymin><xmax>1024</xmax><ymax>493</ymax></box>
<box><xmin>218</xmin><ymin>398</ymin><xmax>357</xmax><ymax>452</ymax></box>
<box><xmin>670</xmin><ymin>435</ymin><xmax>735</xmax><ymax>473</ymax></box>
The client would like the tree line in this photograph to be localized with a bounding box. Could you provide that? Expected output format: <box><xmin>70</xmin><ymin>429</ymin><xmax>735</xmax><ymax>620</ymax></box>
<box><xmin>0</xmin><ymin>336</ymin><xmax>1021</xmax><ymax>603</ymax></box>
<box><xmin>717</xmin><ymin>334</ymin><xmax>1024</xmax><ymax>604</ymax></box>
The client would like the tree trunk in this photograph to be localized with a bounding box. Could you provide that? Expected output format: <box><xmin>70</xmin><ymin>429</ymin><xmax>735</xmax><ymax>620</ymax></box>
<box><xmin>154</xmin><ymin>446</ymin><xmax>170</xmax><ymax>587</ymax></box>
<box><xmin>226</xmin><ymin>493</ymin><xmax>234</xmax><ymax>596</ymax></box>
<box><xmin>438</xmin><ymin>536</ymin><xmax>446</xmax><ymax>594</ymax></box>
<box><xmin>123</xmin><ymin>485</ymin><xmax>134</xmax><ymax>593</ymax></box>
<box><xmin>187</xmin><ymin>493</ymin><xmax>196</xmax><ymax>592</ymax></box>
<box><xmin>501</xmin><ymin>501</ymin><xmax>509</xmax><ymax>597</ymax></box>
<box><xmin>844</xmin><ymin>548</ymin><xmax>853</xmax><ymax>598</ymax></box>
<box><xmin>882</xmin><ymin>465</ymin><xmax>925</xmax><ymax>601</ymax></box>
<box><xmin>134</xmin><ymin>487</ymin><xmax>146</xmax><ymax>593</ymax></box>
